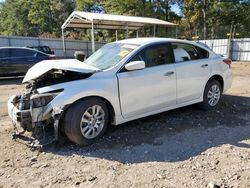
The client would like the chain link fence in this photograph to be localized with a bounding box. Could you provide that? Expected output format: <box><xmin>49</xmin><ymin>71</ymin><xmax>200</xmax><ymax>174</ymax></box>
<box><xmin>0</xmin><ymin>35</ymin><xmax>105</xmax><ymax>58</ymax></box>
<box><xmin>199</xmin><ymin>38</ymin><xmax>250</xmax><ymax>61</ymax></box>
<box><xmin>1</xmin><ymin>35</ymin><xmax>249</xmax><ymax>61</ymax></box>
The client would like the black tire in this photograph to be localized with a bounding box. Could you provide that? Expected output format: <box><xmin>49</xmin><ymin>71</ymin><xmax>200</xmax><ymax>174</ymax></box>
<box><xmin>63</xmin><ymin>98</ymin><xmax>109</xmax><ymax>145</ymax></box>
<box><xmin>199</xmin><ymin>80</ymin><xmax>222</xmax><ymax>110</ymax></box>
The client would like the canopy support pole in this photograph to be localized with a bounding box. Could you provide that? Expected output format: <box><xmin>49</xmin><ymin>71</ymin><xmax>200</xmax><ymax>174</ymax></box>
<box><xmin>91</xmin><ymin>20</ymin><xmax>95</xmax><ymax>53</ymax></box>
<box><xmin>115</xmin><ymin>30</ymin><xmax>118</xmax><ymax>41</ymax></box>
<box><xmin>136</xmin><ymin>31</ymin><xmax>139</xmax><ymax>38</ymax></box>
<box><xmin>62</xmin><ymin>28</ymin><xmax>66</xmax><ymax>57</ymax></box>
<box><xmin>153</xmin><ymin>25</ymin><xmax>156</xmax><ymax>37</ymax></box>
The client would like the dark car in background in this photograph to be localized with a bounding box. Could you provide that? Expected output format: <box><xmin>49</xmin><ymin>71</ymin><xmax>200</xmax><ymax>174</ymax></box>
<box><xmin>0</xmin><ymin>47</ymin><xmax>54</xmax><ymax>77</ymax></box>
<box><xmin>26</xmin><ymin>45</ymin><xmax>55</xmax><ymax>55</ymax></box>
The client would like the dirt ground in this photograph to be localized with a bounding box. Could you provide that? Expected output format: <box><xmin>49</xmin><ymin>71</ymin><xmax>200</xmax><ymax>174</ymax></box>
<box><xmin>0</xmin><ymin>62</ymin><xmax>250</xmax><ymax>188</ymax></box>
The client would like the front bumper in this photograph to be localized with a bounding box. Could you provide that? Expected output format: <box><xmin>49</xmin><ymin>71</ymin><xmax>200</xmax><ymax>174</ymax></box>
<box><xmin>8</xmin><ymin>95</ymin><xmax>53</xmax><ymax>131</ymax></box>
<box><xmin>8</xmin><ymin>95</ymin><xmax>31</xmax><ymax>128</ymax></box>
<box><xmin>8</xmin><ymin>94</ymin><xmax>64</xmax><ymax>148</ymax></box>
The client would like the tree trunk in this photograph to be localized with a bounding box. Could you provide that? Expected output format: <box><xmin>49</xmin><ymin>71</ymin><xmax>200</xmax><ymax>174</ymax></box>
<box><xmin>165</xmin><ymin>1</ymin><xmax>169</xmax><ymax>36</ymax></box>
<box><xmin>202</xmin><ymin>0</ymin><xmax>207</xmax><ymax>40</ymax></box>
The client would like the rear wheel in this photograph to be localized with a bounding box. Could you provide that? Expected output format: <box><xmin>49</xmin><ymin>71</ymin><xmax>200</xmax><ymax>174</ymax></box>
<box><xmin>63</xmin><ymin>98</ymin><xmax>109</xmax><ymax>145</ymax></box>
<box><xmin>199</xmin><ymin>80</ymin><xmax>222</xmax><ymax>110</ymax></box>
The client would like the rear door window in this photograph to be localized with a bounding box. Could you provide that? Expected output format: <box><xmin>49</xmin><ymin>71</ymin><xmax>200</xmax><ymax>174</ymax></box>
<box><xmin>0</xmin><ymin>49</ymin><xmax>11</xmax><ymax>59</ymax></box>
<box><xmin>10</xmin><ymin>48</ymin><xmax>36</xmax><ymax>58</ymax></box>
<box><xmin>197</xmin><ymin>46</ymin><xmax>209</xmax><ymax>59</ymax></box>
<box><xmin>172</xmin><ymin>43</ymin><xmax>209</xmax><ymax>63</ymax></box>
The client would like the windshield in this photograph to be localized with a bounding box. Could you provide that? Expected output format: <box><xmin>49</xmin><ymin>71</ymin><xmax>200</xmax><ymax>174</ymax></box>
<box><xmin>84</xmin><ymin>43</ymin><xmax>139</xmax><ymax>70</ymax></box>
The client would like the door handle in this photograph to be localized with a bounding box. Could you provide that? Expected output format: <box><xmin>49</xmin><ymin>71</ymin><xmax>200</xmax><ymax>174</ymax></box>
<box><xmin>164</xmin><ymin>71</ymin><xmax>175</xmax><ymax>76</ymax></box>
<box><xmin>201</xmin><ymin>64</ymin><xmax>208</xmax><ymax>68</ymax></box>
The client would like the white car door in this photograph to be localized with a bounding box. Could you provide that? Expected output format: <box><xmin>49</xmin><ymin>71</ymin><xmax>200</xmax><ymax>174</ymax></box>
<box><xmin>117</xmin><ymin>43</ymin><xmax>177</xmax><ymax>119</ymax></box>
<box><xmin>172</xmin><ymin>43</ymin><xmax>212</xmax><ymax>104</ymax></box>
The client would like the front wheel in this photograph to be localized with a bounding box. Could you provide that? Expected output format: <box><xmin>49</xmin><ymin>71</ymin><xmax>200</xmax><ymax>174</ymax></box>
<box><xmin>199</xmin><ymin>80</ymin><xmax>222</xmax><ymax>110</ymax></box>
<box><xmin>63</xmin><ymin>98</ymin><xmax>109</xmax><ymax>145</ymax></box>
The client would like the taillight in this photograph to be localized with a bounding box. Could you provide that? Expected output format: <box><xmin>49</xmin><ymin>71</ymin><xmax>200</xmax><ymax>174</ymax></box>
<box><xmin>223</xmin><ymin>58</ymin><xmax>232</xmax><ymax>68</ymax></box>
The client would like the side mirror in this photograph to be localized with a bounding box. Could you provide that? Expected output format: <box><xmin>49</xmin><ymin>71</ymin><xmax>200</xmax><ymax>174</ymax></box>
<box><xmin>125</xmin><ymin>61</ymin><xmax>145</xmax><ymax>71</ymax></box>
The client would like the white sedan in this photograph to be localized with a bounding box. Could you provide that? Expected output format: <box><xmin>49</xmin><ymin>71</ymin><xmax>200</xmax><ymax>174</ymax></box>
<box><xmin>8</xmin><ymin>38</ymin><xmax>233</xmax><ymax>145</ymax></box>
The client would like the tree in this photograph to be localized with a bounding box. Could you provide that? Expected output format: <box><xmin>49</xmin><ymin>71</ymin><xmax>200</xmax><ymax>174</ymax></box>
<box><xmin>0</xmin><ymin>0</ymin><xmax>249</xmax><ymax>39</ymax></box>
<box><xmin>0</xmin><ymin>0</ymin><xmax>74</xmax><ymax>37</ymax></box>
<box><xmin>102</xmin><ymin>0</ymin><xmax>181</xmax><ymax>38</ymax></box>
<box><xmin>27</xmin><ymin>0</ymin><xmax>52</xmax><ymax>35</ymax></box>
<box><xmin>75</xmin><ymin>0</ymin><xmax>103</xmax><ymax>12</ymax></box>
<box><xmin>49</xmin><ymin>0</ymin><xmax>75</xmax><ymax>37</ymax></box>
<box><xmin>0</xmin><ymin>0</ymin><xmax>31</xmax><ymax>36</ymax></box>
<box><xmin>181</xmin><ymin>0</ymin><xmax>250</xmax><ymax>39</ymax></box>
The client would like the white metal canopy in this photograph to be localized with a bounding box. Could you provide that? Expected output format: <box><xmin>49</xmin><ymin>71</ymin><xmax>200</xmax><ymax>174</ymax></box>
<box><xmin>61</xmin><ymin>11</ymin><xmax>177</xmax><ymax>54</ymax></box>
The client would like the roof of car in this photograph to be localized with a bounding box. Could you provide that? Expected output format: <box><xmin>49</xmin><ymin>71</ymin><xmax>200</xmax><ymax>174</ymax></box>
<box><xmin>116</xmin><ymin>37</ymin><xmax>198</xmax><ymax>46</ymax></box>
<box><xmin>0</xmin><ymin>46</ymin><xmax>37</xmax><ymax>50</ymax></box>
<box><xmin>115</xmin><ymin>37</ymin><xmax>215</xmax><ymax>54</ymax></box>
<box><xmin>0</xmin><ymin>46</ymin><xmax>51</xmax><ymax>55</ymax></box>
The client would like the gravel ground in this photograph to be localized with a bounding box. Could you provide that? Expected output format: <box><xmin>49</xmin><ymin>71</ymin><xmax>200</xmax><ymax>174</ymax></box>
<box><xmin>0</xmin><ymin>62</ymin><xmax>250</xmax><ymax>188</ymax></box>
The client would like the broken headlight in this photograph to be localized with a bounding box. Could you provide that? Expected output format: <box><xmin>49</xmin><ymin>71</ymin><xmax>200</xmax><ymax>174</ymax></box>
<box><xmin>31</xmin><ymin>90</ymin><xmax>63</xmax><ymax>108</ymax></box>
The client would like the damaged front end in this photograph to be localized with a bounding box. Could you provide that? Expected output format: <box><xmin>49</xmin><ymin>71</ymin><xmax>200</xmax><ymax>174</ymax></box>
<box><xmin>8</xmin><ymin>89</ymin><xmax>63</xmax><ymax>127</ymax></box>
<box><xmin>9</xmin><ymin>90</ymin><xmax>60</xmax><ymax>131</ymax></box>
<box><xmin>8</xmin><ymin>67</ymin><xmax>94</xmax><ymax>149</ymax></box>
<box><xmin>8</xmin><ymin>89</ymin><xmax>63</xmax><ymax>148</ymax></box>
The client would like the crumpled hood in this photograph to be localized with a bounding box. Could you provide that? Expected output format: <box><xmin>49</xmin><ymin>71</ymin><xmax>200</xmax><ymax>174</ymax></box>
<box><xmin>23</xmin><ymin>59</ymin><xmax>99</xmax><ymax>83</ymax></box>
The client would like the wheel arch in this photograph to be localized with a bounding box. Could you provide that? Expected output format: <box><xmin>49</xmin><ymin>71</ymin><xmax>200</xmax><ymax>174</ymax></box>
<box><xmin>60</xmin><ymin>95</ymin><xmax>116</xmax><ymax>126</ymax></box>
<box><xmin>207</xmin><ymin>74</ymin><xmax>224</xmax><ymax>91</ymax></box>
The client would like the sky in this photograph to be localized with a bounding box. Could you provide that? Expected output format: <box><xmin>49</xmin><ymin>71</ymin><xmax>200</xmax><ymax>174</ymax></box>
<box><xmin>171</xmin><ymin>3</ymin><xmax>182</xmax><ymax>16</ymax></box>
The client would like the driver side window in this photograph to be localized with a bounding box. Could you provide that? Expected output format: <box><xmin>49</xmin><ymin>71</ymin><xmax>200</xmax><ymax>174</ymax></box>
<box><xmin>129</xmin><ymin>54</ymin><xmax>142</xmax><ymax>62</ymax></box>
<box><xmin>131</xmin><ymin>43</ymin><xmax>174</xmax><ymax>68</ymax></box>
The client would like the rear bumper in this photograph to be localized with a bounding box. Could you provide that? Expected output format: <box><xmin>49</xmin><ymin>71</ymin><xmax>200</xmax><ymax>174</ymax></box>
<box><xmin>223</xmin><ymin>70</ymin><xmax>233</xmax><ymax>93</ymax></box>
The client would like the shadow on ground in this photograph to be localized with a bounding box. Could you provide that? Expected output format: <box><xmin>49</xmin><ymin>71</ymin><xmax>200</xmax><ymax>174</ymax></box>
<box><xmin>27</xmin><ymin>94</ymin><xmax>250</xmax><ymax>163</ymax></box>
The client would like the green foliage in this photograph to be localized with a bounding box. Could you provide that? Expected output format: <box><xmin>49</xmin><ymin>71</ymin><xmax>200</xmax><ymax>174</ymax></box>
<box><xmin>27</xmin><ymin>0</ymin><xmax>52</xmax><ymax>34</ymax></box>
<box><xmin>101</xmin><ymin>0</ymin><xmax>181</xmax><ymax>38</ymax></box>
<box><xmin>0</xmin><ymin>0</ymin><xmax>249</xmax><ymax>39</ymax></box>
<box><xmin>0</xmin><ymin>0</ymin><xmax>74</xmax><ymax>37</ymax></box>
<box><xmin>0</xmin><ymin>0</ymin><xmax>31</xmax><ymax>36</ymax></box>
<box><xmin>75</xmin><ymin>0</ymin><xmax>103</xmax><ymax>12</ymax></box>
<box><xmin>182</xmin><ymin>0</ymin><xmax>250</xmax><ymax>39</ymax></box>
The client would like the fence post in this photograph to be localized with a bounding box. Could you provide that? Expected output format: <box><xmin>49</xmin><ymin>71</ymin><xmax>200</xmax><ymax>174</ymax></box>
<box><xmin>227</xmin><ymin>21</ymin><xmax>234</xmax><ymax>59</ymax></box>
<box><xmin>38</xmin><ymin>37</ymin><xmax>41</xmax><ymax>46</ymax></box>
<box><xmin>86</xmin><ymin>41</ymin><xmax>89</xmax><ymax>57</ymax></box>
<box><xmin>8</xmin><ymin>35</ymin><xmax>11</xmax><ymax>46</ymax></box>
<box><xmin>227</xmin><ymin>39</ymin><xmax>233</xmax><ymax>59</ymax></box>
<box><xmin>62</xmin><ymin>29</ymin><xmax>66</xmax><ymax>57</ymax></box>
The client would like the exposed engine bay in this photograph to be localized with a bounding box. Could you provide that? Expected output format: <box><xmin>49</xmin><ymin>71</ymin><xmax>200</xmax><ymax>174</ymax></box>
<box><xmin>26</xmin><ymin>69</ymin><xmax>92</xmax><ymax>90</ymax></box>
<box><xmin>8</xmin><ymin>69</ymin><xmax>94</xmax><ymax>149</ymax></box>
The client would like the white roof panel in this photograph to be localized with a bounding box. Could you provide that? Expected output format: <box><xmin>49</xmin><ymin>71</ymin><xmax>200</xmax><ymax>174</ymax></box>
<box><xmin>62</xmin><ymin>11</ymin><xmax>177</xmax><ymax>30</ymax></box>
